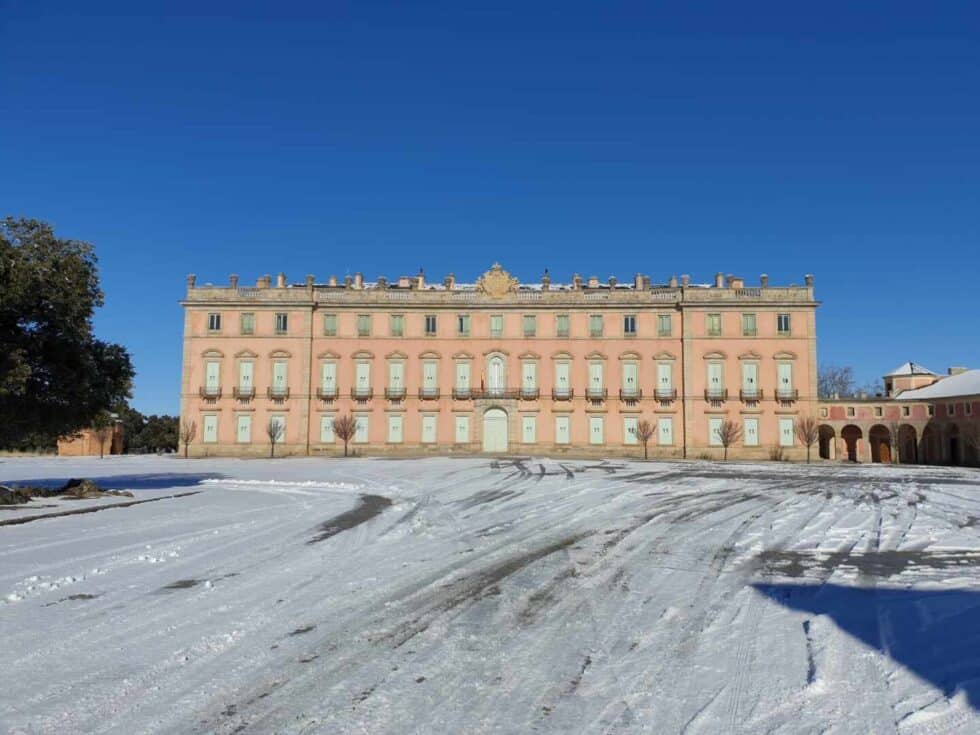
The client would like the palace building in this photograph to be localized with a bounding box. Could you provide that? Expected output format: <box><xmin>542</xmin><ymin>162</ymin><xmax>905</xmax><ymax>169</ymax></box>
<box><xmin>180</xmin><ymin>264</ymin><xmax>819</xmax><ymax>459</ymax></box>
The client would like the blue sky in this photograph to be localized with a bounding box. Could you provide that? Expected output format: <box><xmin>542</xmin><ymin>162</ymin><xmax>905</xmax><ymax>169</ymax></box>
<box><xmin>2</xmin><ymin>1</ymin><xmax>978</xmax><ymax>414</ymax></box>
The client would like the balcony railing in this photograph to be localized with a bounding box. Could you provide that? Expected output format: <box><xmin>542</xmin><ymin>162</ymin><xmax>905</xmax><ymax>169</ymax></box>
<box><xmin>267</xmin><ymin>386</ymin><xmax>290</xmax><ymax>401</ymax></box>
<box><xmin>704</xmin><ymin>388</ymin><xmax>728</xmax><ymax>402</ymax></box>
<box><xmin>385</xmin><ymin>387</ymin><xmax>406</xmax><ymax>401</ymax></box>
<box><xmin>199</xmin><ymin>386</ymin><xmax>222</xmax><ymax>400</ymax></box>
<box><xmin>552</xmin><ymin>388</ymin><xmax>574</xmax><ymax>401</ymax></box>
<box><xmin>655</xmin><ymin>387</ymin><xmax>676</xmax><ymax>401</ymax></box>
<box><xmin>619</xmin><ymin>388</ymin><xmax>642</xmax><ymax>401</ymax></box>
<box><xmin>452</xmin><ymin>387</ymin><xmax>473</xmax><ymax>400</ymax></box>
<box><xmin>233</xmin><ymin>386</ymin><xmax>254</xmax><ymax>400</ymax></box>
<box><xmin>418</xmin><ymin>387</ymin><xmax>441</xmax><ymax>400</ymax></box>
<box><xmin>351</xmin><ymin>386</ymin><xmax>373</xmax><ymax>401</ymax></box>
<box><xmin>520</xmin><ymin>387</ymin><xmax>540</xmax><ymax>401</ymax></box>
<box><xmin>740</xmin><ymin>389</ymin><xmax>763</xmax><ymax>402</ymax></box>
<box><xmin>475</xmin><ymin>387</ymin><xmax>519</xmax><ymax>400</ymax></box>
<box><xmin>776</xmin><ymin>388</ymin><xmax>799</xmax><ymax>402</ymax></box>
<box><xmin>316</xmin><ymin>386</ymin><xmax>338</xmax><ymax>400</ymax></box>
<box><xmin>586</xmin><ymin>388</ymin><xmax>608</xmax><ymax>401</ymax></box>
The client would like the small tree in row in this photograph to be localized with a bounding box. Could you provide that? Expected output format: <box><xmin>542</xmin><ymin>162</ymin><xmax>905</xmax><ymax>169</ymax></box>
<box><xmin>266</xmin><ymin>418</ymin><xmax>284</xmax><ymax>458</ymax></box>
<box><xmin>179</xmin><ymin>420</ymin><xmax>196</xmax><ymax>458</ymax></box>
<box><xmin>717</xmin><ymin>419</ymin><xmax>743</xmax><ymax>461</ymax></box>
<box><xmin>333</xmin><ymin>414</ymin><xmax>358</xmax><ymax>457</ymax></box>
<box><xmin>794</xmin><ymin>415</ymin><xmax>820</xmax><ymax>463</ymax></box>
<box><xmin>636</xmin><ymin>419</ymin><xmax>656</xmax><ymax>460</ymax></box>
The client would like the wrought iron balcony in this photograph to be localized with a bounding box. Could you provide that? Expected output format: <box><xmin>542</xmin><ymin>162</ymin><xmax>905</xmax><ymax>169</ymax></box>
<box><xmin>232</xmin><ymin>386</ymin><xmax>254</xmax><ymax>400</ymax></box>
<box><xmin>619</xmin><ymin>388</ymin><xmax>642</xmax><ymax>401</ymax></box>
<box><xmin>351</xmin><ymin>386</ymin><xmax>373</xmax><ymax>401</ymax></box>
<box><xmin>385</xmin><ymin>387</ymin><xmax>406</xmax><ymax>401</ymax></box>
<box><xmin>267</xmin><ymin>386</ymin><xmax>290</xmax><ymax>401</ymax></box>
<box><xmin>776</xmin><ymin>388</ymin><xmax>799</xmax><ymax>402</ymax></box>
<box><xmin>654</xmin><ymin>387</ymin><xmax>676</xmax><ymax>401</ymax></box>
<box><xmin>452</xmin><ymin>387</ymin><xmax>473</xmax><ymax>400</ymax></box>
<box><xmin>520</xmin><ymin>387</ymin><xmax>540</xmax><ymax>401</ymax></box>
<box><xmin>740</xmin><ymin>389</ymin><xmax>763</xmax><ymax>402</ymax></box>
<box><xmin>586</xmin><ymin>387</ymin><xmax>608</xmax><ymax>401</ymax></box>
<box><xmin>199</xmin><ymin>386</ymin><xmax>222</xmax><ymax>400</ymax></box>
<box><xmin>475</xmin><ymin>387</ymin><xmax>519</xmax><ymax>400</ymax></box>
<box><xmin>316</xmin><ymin>386</ymin><xmax>338</xmax><ymax>400</ymax></box>
<box><xmin>552</xmin><ymin>388</ymin><xmax>574</xmax><ymax>401</ymax></box>
<box><xmin>704</xmin><ymin>388</ymin><xmax>728</xmax><ymax>402</ymax></box>
<box><xmin>418</xmin><ymin>387</ymin><xmax>441</xmax><ymax>400</ymax></box>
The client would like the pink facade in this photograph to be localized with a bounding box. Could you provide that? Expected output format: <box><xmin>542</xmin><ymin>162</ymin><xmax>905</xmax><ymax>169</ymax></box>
<box><xmin>180</xmin><ymin>265</ymin><xmax>819</xmax><ymax>458</ymax></box>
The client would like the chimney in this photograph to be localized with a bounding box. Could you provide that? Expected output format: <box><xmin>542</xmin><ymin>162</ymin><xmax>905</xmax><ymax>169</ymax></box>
<box><xmin>258</xmin><ymin>275</ymin><xmax>271</xmax><ymax>289</ymax></box>
<box><xmin>276</xmin><ymin>272</ymin><xmax>286</xmax><ymax>288</ymax></box>
<box><xmin>760</xmin><ymin>274</ymin><xmax>769</xmax><ymax>288</ymax></box>
<box><xmin>186</xmin><ymin>273</ymin><xmax>197</xmax><ymax>288</ymax></box>
<box><xmin>608</xmin><ymin>276</ymin><xmax>617</xmax><ymax>287</ymax></box>
<box><xmin>398</xmin><ymin>275</ymin><xmax>412</xmax><ymax>288</ymax></box>
<box><xmin>443</xmin><ymin>273</ymin><xmax>455</xmax><ymax>289</ymax></box>
<box><xmin>354</xmin><ymin>272</ymin><xmax>364</xmax><ymax>289</ymax></box>
<box><xmin>573</xmin><ymin>274</ymin><xmax>582</xmax><ymax>290</ymax></box>
<box><xmin>681</xmin><ymin>274</ymin><xmax>690</xmax><ymax>287</ymax></box>
<box><xmin>805</xmin><ymin>274</ymin><xmax>814</xmax><ymax>287</ymax></box>
<box><xmin>634</xmin><ymin>273</ymin><xmax>643</xmax><ymax>289</ymax></box>
<box><xmin>229</xmin><ymin>274</ymin><xmax>238</xmax><ymax>289</ymax></box>
<box><xmin>949</xmin><ymin>366</ymin><xmax>968</xmax><ymax>376</ymax></box>
<box><xmin>731</xmin><ymin>276</ymin><xmax>744</xmax><ymax>289</ymax></box>
<box><xmin>343</xmin><ymin>275</ymin><xmax>353</xmax><ymax>289</ymax></box>
<box><xmin>669</xmin><ymin>275</ymin><xmax>678</xmax><ymax>288</ymax></box>
<box><xmin>587</xmin><ymin>275</ymin><xmax>599</xmax><ymax>288</ymax></box>
<box><xmin>305</xmin><ymin>274</ymin><xmax>314</xmax><ymax>289</ymax></box>
<box><xmin>714</xmin><ymin>272</ymin><xmax>724</xmax><ymax>288</ymax></box>
<box><xmin>417</xmin><ymin>269</ymin><xmax>425</xmax><ymax>289</ymax></box>
<box><xmin>643</xmin><ymin>275</ymin><xmax>651</xmax><ymax>289</ymax></box>
<box><xmin>541</xmin><ymin>269</ymin><xmax>551</xmax><ymax>290</ymax></box>
<box><xmin>328</xmin><ymin>275</ymin><xmax>337</xmax><ymax>287</ymax></box>
<box><xmin>376</xmin><ymin>275</ymin><xmax>387</xmax><ymax>289</ymax></box>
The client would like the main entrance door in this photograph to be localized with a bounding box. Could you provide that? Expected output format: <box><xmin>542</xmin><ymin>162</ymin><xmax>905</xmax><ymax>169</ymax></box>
<box><xmin>482</xmin><ymin>408</ymin><xmax>508</xmax><ymax>453</ymax></box>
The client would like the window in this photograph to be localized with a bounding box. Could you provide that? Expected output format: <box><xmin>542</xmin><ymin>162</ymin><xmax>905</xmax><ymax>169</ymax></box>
<box><xmin>387</xmin><ymin>415</ymin><xmax>403</xmax><ymax>443</ymax></box>
<box><xmin>709</xmin><ymin>417</ymin><xmax>723</xmax><ymax>446</ymax></box>
<box><xmin>236</xmin><ymin>414</ymin><xmax>251</xmax><ymax>443</ymax></box>
<box><xmin>741</xmin><ymin>362</ymin><xmax>759</xmax><ymax>398</ymax></box>
<box><xmin>777</xmin><ymin>313</ymin><xmax>791</xmax><ymax>335</ymax></box>
<box><xmin>657</xmin><ymin>314</ymin><xmax>672</xmax><ymax>337</ymax></box>
<box><xmin>588</xmin><ymin>362</ymin><xmax>604</xmax><ymax>397</ymax></box>
<box><xmin>820</xmin><ymin>407</ymin><xmax>828</xmax><ymax>418</ymax></box>
<box><xmin>556</xmin><ymin>314</ymin><xmax>570</xmax><ymax>338</ymax></box>
<box><xmin>555</xmin><ymin>361</ymin><xmax>571</xmax><ymax>397</ymax></box>
<box><xmin>421</xmin><ymin>415</ymin><xmax>437</xmax><ymax>443</ymax></box>
<box><xmin>240</xmin><ymin>312</ymin><xmax>254</xmax><ymax>335</ymax></box>
<box><xmin>623</xmin><ymin>315</ymin><xmax>637</xmax><ymax>336</ymax></box>
<box><xmin>455</xmin><ymin>362</ymin><xmax>471</xmax><ymax>391</ymax></box>
<box><xmin>741</xmin><ymin>313</ymin><xmax>757</xmax><ymax>336</ymax></box>
<box><xmin>357</xmin><ymin>314</ymin><xmax>371</xmax><ymax>337</ymax></box>
<box><xmin>207</xmin><ymin>313</ymin><xmax>222</xmax><ymax>332</ymax></box>
<box><xmin>777</xmin><ymin>363</ymin><xmax>794</xmax><ymax>398</ymax></box>
<box><xmin>555</xmin><ymin>416</ymin><xmax>570</xmax><ymax>444</ymax></box>
<box><xmin>657</xmin><ymin>363</ymin><xmax>673</xmax><ymax>396</ymax></box>
<box><xmin>706</xmin><ymin>313</ymin><xmax>722</xmax><ymax>336</ymax></box>
<box><xmin>455</xmin><ymin>415</ymin><xmax>470</xmax><ymax>443</ymax></box>
<box><xmin>874</xmin><ymin>406</ymin><xmax>883</xmax><ymax>417</ymax></box>
<box><xmin>204</xmin><ymin>361</ymin><xmax>221</xmax><ymax>393</ymax></box>
<box><xmin>354</xmin><ymin>416</ymin><xmax>369</xmax><ymax>443</ymax></box>
<box><xmin>389</xmin><ymin>314</ymin><xmax>404</xmax><ymax>337</ymax></box>
<box><xmin>902</xmin><ymin>405</ymin><xmax>910</xmax><ymax>417</ymax></box>
<box><xmin>522</xmin><ymin>416</ymin><xmax>537</xmax><ymax>444</ymax></box>
<box><xmin>321</xmin><ymin>362</ymin><xmax>337</xmax><ymax>394</ymax></box>
<box><xmin>744</xmin><ymin>418</ymin><xmax>759</xmax><ymax>446</ymax></box>
<box><xmin>320</xmin><ymin>415</ymin><xmax>335</xmax><ymax>442</ymax></box>
<box><xmin>238</xmin><ymin>361</ymin><xmax>254</xmax><ymax>394</ymax></box>
<box><xmin>928</xmin><ymin>405</ymin><xmax>935</xmax><ymax>417</ymax></box>
<box><xmin>948</xmin><ymin>404</ymin><xmax>955</xmax><ymax>417</ymax></box>
<box><xmin>967</xmin><ymin>403</ymin><xmax>973</xmax><ymax>416</ymax></box>
<box><xmin>624</xmin><ymin>417</ymin><xmax>638</xmax><ymax>445</ymax></box>
<box><xmin>589</xmin><ymin>416</ymin><xmax>604</xmax><ymax>445</ymax></box>
<box><xmin>424</xmin><ymin>315</ymin><xmax>437</xmax><ymax>336</ymax></box>
<box><xmin>707</xmin><ymin>361</ymin><xmax>724</xmax><ymax>398</ymax></box>
<box><xmin>622</xmin><ymin>362</ymin><xmax>638</xmax><ymax>397</ymax></box>
<box><xmin>490</xmin><ymin>314</ymin><xmax>503</xmax><ymax>338</ymax></box>
<box><xmin>847</xmin><ymin>406</ymin><xmax>855</xmax><ymax>417</ymax></box>
<box><xmin>521</xmin><ymin>361</ymin><xmax>537</xmax><ymax>391</ymax></box>
<box><xmin>275</xmin><ymin>312</ymin><xmax>288</xmax><ymax>334</ymax></box>
<box><xmin>779</xmin><ymin>417</ymin><xmax>794</xmax><ymax>447</ymax></box>
<box><xmin>388</xmin><ymin>361</ymin><xmax>404</xmax><ymax>391</ymax></box>
<box><xmin>355</xmin><ymin>362</ymin><xmax>371</xmax><ymax>394</ymax></box>
<box><xmin>422</xmin><ymin>360</ymin><xmax>438</xmax><ymax>395</ymax></box>
<box><xmin>523</xmin><ymin>315</ymin><xmax>537</xmax><ymax>337</ymax></box>
<box><xmin>203</xmin><ymin>414</ymin><xmax>218</xmax><ymax>443</ymax></box>
<box><xmin>272</xmin><ymin>360</ymin><xmax>288</xmax><ymax>394</ymax></box>
<box><xmin>658</xmin><ymin>417</ymin><xmax>673</xmax><ymax>445</ymax></box>
<box><xmin>323</xmin><ymin>313</ymin><xmax>337</xmax><ymax>336</ymax></box>
<box><xmin>589</xmin><ymin>314</ymin><xmax>604</xmax><ymax>337</ymax></box>
<box><xmin>457</xmin><ymin>314</ymin><xmax>470</xmax><ymax>336</ymax></box>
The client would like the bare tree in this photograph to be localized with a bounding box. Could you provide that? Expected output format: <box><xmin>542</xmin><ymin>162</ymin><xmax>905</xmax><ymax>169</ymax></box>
<box><xmin>794</xmin><ymin>416</ymin><xmax>820</xmax><ymax>463</ymax></box>
<box><xmin>179</xmin><ymin>420</ymin><xmax>196</xmax><ymax>458</ymax></box>
<box><xmin>92</xmin><ymin>414</ymin><xmax>113</xmax><ymax>459</ymax></box>
<box><xmin>266</xmin><ymin>418</ymin><xmax>284</xmax><ymax>458</ymax></box>
<box><xmin>717</xmin><ymin>419</ymin><xmax>743</xmax><ymax>461</ymax></box>
<box><xmin>818</xmin><ymin>365</ymin><xmax>856</xmax><ymax>399</ymax></box>
<box><xmin>332</xmin><ymin>414</ymin><xmax>358</xmax><ymax>457</ymax></box>
<box><xmin>636</xmin><ymin>419</ymin><xmax>655</xmax><ymax>460</ymax></box>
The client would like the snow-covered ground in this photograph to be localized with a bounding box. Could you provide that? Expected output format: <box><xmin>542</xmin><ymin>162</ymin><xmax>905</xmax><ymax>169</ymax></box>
<box><xmin>3</xmin><ymin>455</ymin><xmax>980</xmax><ymax>734</ymax></box>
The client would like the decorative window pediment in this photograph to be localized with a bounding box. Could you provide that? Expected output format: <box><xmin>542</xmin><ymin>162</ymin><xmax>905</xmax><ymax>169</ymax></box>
<box><xmin>201</xmin><ymin>348</ymin><xmax>225</xmax><ymax>358</ymax></box>
<box><xmin>385</xmin><ymin>350</ymin><xmax>408</xmax><ymax>360</ymax></box>
<box><xmin>317</xmin><ymin>350</ymin><xmax>341</xmax><ymax>360</ymax></box>
<box><xmin>452</xmin><ymin>351</ymin><xmax>475</xmax><ymax>360</ymax></box>
<box><xmin>551</xmin><ymin>350</ymin><xmax>574</xmax><ymax>361</ymax></box>
<box><xmin>738</xmin><ymin>350</ymin><xmax>762</xmax><ymax>361</ymax></box>
<box><xmin>773</xmin><ymin>350</ymin><xmax>798</xmax><ymax>360</ymax></box>
<box><xmin>618</xmin><ymin>350</ymin><xmax>642</xmax><ymax>361</ymax></box>
<box><xmin>518</xmin><ymin>350</ymin><xmax>541</xmax><ymax>360</ymax></box>
<box><xmin>652</xmin><ymin>350</ymin><xmax>676</xmax><ymax>361</ymax></box>
<box><xmin>351</xmin><ymin>349</ymin><xmax>374</xmax><ymax>360</ymax></box>
<box><xmin>268</xmin><ymin>349</ymin><xmax>292</xmax><ymax>359</ymax></box>
<box><xmin>234</xmin><ymin>349</ymin><xmax>257</xmax><ymax>359</ymax></box>
<box><xmin>702</xmin><ymin>350</ymin><xmax>727</xmax><ymax>360</ymax></box>
<box><xmin>585</xmin><ymin>350</ymin><xmax>607</xmax><ymax>361</ymax></box>
<box><xmin>419</xmin><ymin>350</ymin><xmax>441</xmax><ymax>360</ymax></box>
<box><xmin>483</xmin><ymin>347</ymin><xmax>510</xmax><ymax>357</ymax></box>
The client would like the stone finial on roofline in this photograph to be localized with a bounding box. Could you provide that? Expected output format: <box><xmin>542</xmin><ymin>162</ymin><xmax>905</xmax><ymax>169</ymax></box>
<box><xmin>186</xmin><ymin>273</ymin><xmax>196</xmax><ymax>288</ymax></box>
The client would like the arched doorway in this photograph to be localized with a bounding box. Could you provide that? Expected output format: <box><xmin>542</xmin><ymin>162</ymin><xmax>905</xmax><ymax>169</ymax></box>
<box><xmin>921</xmin><ymin>424</ymin><xmax>940</xmax><ymax>464</ymax></box>
<box><xmin>819</xmin><ymin>425</ymin><xmax>836</xmax><ymax>460</ymax></box>
<box><xmin>841</xmin><ymin>425</ymin><xmax>863</xmax><ymax>462</ymax></box>
<box><xmin>869</xmin><ymin>425</ymin><xmax>891</xmax><ymax>464</ymax></box>
<box><xmin>898</xmin><ymin>425</ymin><xmax>918</xmax><ymax>464</ymax></box>
<box><xmin>482</xmin><ymin>408</ymin><xmax>508</xmax><ymax>453</ymax></box>
<box><xmin>948</xmin><ymin>424</ymin><xmax>961</xmax><ymax>466</ymax></box>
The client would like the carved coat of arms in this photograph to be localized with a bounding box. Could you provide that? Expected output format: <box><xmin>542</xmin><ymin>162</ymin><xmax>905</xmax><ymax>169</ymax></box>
<box><xmin>476</xmin><ymin>263</ymin><xmax>518</xmax><ymax>298</ymax></box>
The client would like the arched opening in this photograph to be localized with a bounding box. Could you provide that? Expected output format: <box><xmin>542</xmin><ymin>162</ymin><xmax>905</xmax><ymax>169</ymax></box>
<box><xmin>482</xmin><ymin>408</ymin><xmax>508</xmax><ymax>453</ymax></box>
<box><xmin>921</xmin><ymin>424</ymin><xmax>940</xmax><ymax>465</ymax></box>
<box><xmin>819</xmin><ymin>425</ymin><xmax>836</xmax><ymax>460</ymax></box>
<box><xmin>948</xmin><ymin>424</ymin><xmax>961</xmax><ymax>466</ymax></box>
<box><xmin>869</xmin><ymin>424</ymin><xmax>892</xmax><ymax>464</ymax></box>
<box><xmin>841</xmin><ymin>425</ymin><xmax>863</xmax><ymax>462</ymax></box>
<box><xmin>486</xmin><ymin>356</ymin><xmax>506</xmax><ymax>397</ymax></box>
<box><xmin>898</xmin><ymin>425</ymin><xmax>918</xmax><ymax>464</ymax></box>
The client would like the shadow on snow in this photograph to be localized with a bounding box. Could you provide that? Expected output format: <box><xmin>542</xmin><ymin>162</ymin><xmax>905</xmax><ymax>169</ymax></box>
<box><xmin>754</xmin><ymin>582</ymin><xmax>980</xmax><ymax>708</ymax></box>
<box><xmin>0</xmin><ymin>472</ymin><xmax>223</xmax><ymax>492</ymax></box>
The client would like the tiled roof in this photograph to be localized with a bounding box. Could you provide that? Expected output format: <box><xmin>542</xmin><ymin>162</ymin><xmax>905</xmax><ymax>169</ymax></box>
<box><xmin>886</xmin><ymin>361</ymin><xmax>937</xmax><ymax>377</ymax></box>
<box><xmin>896</xmin><ymin>370</ymin><xmax>980</xmax><ymax>400</ymax></box>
